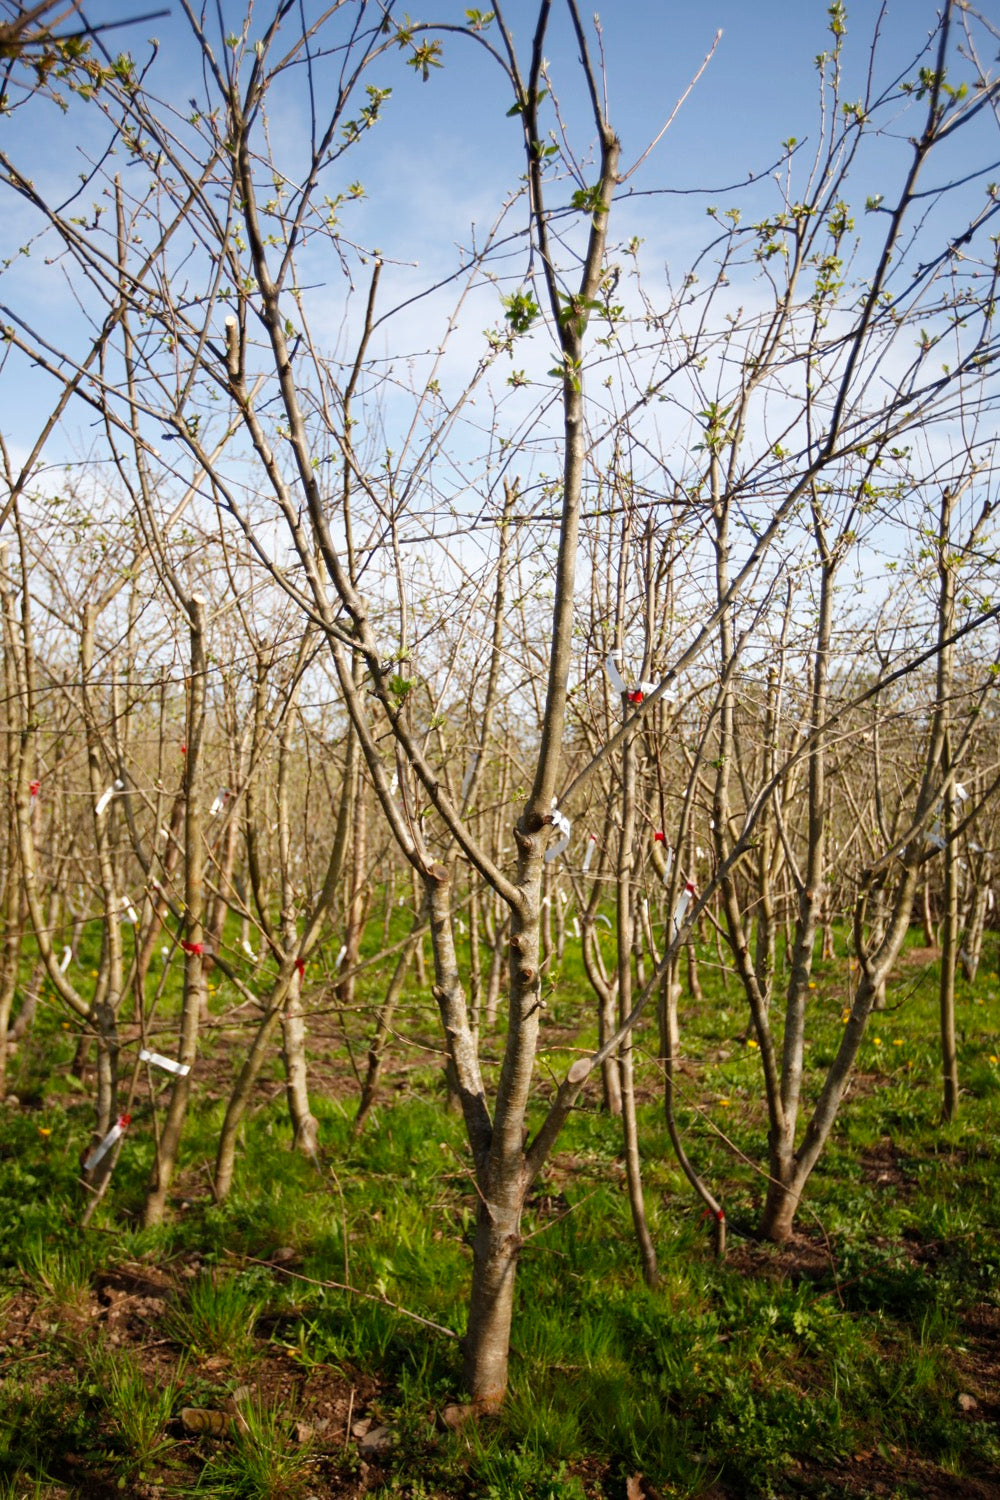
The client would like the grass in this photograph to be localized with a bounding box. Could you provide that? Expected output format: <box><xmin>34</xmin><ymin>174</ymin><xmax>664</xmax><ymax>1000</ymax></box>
<box><xmin>89</xmin><ymin>1343</ymin><xmax>185</xmax><ymax>1481</ymax></box>
<box><xmin>166</xmin><ymin>1271</ymin><xmax>264</xmax><ymax>1362</ymax></box>
<box><xmin>1</xmin><ymin>930</ymin><xmax>999</xmax><ymax>1496</ymax></box>
<box><xmin>197</xmin><ymin>1395</ymin><xmax>318</xmax><ymax>1498</ymax></box>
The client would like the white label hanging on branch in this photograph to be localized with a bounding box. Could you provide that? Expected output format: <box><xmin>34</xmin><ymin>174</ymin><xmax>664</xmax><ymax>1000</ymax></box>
<box><xmin>59</xmin><ymin>946</ymin><xmax>72</xmax><ymax>973</ymax></box>
<box><xmin>242</xmin><ymin>938</ymin><xmax>258</xmax><ymax>962</ymax></box>
<box><xmin>605</xmin><ymin>653</ymin><xmax>628</xmax><ymax>697</ymax></box>
<box><xmin>582</xmin><ymin>833</ymin><xmax>598</xmax><ymax>873</ymax></box>
<box><xmin>83</xmin><ymin>1112</ymin><xmax>130</xmax><ymax>1172</ymax></box>
<box><xmin>672</xmin><ymin>880</ymin><xmax>696</xmax><ymax>937</ymax></box>
<box><xmin>209</xmin><ymin>788</ymin><xmax>230</xmax><ymax>818</ymax></box>
<box><xmin>460</xmin><ymin>752</ymin><xmax>478</xmax><ymax>804</ymax></box>
<box><xmin>545</xmin><ymin>804</ymin><xmax>572</xmax><ymax>864</ymax></box>
<box><xmin>95</xmin><ymin>779</ymin><xmax>124</xmax><ymax>818</ymax></box>
<box><xmin>139</xmin><ymin>1048</ymin><xmax>190</xmax><ymax>1077</ymax></box>
<box><xmin>605</xmin><ymin>653</ymin><xmax>665</xmax><ymax>708</ymax></box>
<box><xmin>120</xmin><ymin>895</ymin><xmax>138</xmax><ymax>925</ymax></box>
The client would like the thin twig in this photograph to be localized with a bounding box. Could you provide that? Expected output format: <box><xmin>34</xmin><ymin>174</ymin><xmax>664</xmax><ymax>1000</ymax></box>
<box><xmin>521</xmin><ymin>1188</ymin><xmax>598</xmax><ymax>1243</ymax></box>
<box><xmin>620</xmin><ymin>29</ymin><xmax>723</xmax><ymax>183</ymax></box>
<box><xmin>225</xmin><ymin>1251</ymin><xmax>458</xmax><ymax>1339</ymax></box>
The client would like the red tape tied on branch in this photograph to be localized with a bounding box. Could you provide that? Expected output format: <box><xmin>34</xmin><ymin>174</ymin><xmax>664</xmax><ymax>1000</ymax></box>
<box><xmin>295</xmin><ymin>958</ymin><xmax>305</xmax><ymax>979</ymax></box>
<box><xmin>627</xmin><ymin>689</ymin><xmax>644</xmax><ymax>704</ymax></box>
<box><xmin>653</xmin><ymin>831</ymin><xmax>665</xmax><ymax>843</ymax></box>
<box><xmin>29</xmin><ymin>780</ymin><xmax>40</xmax><ymax>797</ymax></box>
<box><xmin>181</xmin><ymin>940</ymin><xmax>204</xmax><ymax>956</ymax></box>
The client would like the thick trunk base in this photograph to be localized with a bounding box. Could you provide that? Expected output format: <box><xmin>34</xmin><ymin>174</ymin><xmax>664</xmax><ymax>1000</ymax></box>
<box><xmin>462</xmin><ymin>1199</ymin><xmax>521</xmax><ymax>1412</ymax></box>
<box><xmin>759</xmin><ymin>1177</ymin><xmax>799</xmax><ymax>1244</ymax></box>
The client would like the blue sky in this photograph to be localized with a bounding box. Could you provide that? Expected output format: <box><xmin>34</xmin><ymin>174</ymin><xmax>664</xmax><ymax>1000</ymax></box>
<box><xmin>0</xmin><ymin>0</ymin><xmax>990</xmax><ymax>492</ymax></box>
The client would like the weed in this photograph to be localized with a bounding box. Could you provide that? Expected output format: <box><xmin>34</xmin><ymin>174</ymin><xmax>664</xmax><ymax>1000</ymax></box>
<box><xmin>196</xmin><ymin>1396</ymin><xmax>315</xmax><ymax>1498</ymax></box>
<box><xmin>17</xmin><ymin>1234</ymin><xmax>95</xmax><ymax>1315</ymax></box>
<box><xmin>87</xmin><ymin>1343</ymin><xmax>184</xmax><ymax>1479</ymax></box>
<box><xmin>166</xmin><ymin>1271</ymin><xmax>262</xmax><ymax>1362</ymax></box>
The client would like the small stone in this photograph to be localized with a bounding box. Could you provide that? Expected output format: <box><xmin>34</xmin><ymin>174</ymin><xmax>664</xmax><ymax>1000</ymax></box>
<box><xmin>958</xmin><ymin>1392</ymin><xmax>978</xmax><ymax>1412</ymax></box>
<box><xmin>440</xmin><ymin>1403</ymin><xmax>475</xmax><ymax>1430</ymax></box>
<box><xmin>359</xmin><ymin>1424</ymin><xmax>395</xmax><ymax>1454</ymax></box>
<box><xmin>267</xmin><ymin>1245</ymin><xmax>297</xmax><ymax>1265</ymax></box>
<box><xmin>351</xmin><ymin>1418</ymin><xmax>372</xmax><ymax>1439</ymax></box>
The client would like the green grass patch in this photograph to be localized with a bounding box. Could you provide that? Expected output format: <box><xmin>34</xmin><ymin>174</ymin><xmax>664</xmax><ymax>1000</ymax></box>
<box><xmin>2</xmin><ymin>931</ymin><xmax>999</xmax><ymax>1496</ymax></box>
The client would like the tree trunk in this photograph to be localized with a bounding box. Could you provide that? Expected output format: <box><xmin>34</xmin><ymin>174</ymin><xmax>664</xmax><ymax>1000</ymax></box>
<box><xmin>462</xmin><ymin>1195</ymin><xmax>522</xmax><ymax>1410</ymax></box>
<box><xmin>144</xmin><ymin>595</ymin><xmax>207</xmax><ymax>1227</ymax></box>
<box><xmin>960</xmin><ymin>875</ymin><xmax>988</xmax><ymax>983</ymax></box>
<box><xmin>616</xmin><ymin>724</ymin><xmax>657</xmax><ymax>1285</ymax></box>
<box><xmin>940</xmin><ymin>754</ymin><xmax>959</xmax><ymax>1120</ymax></box>
<box><xmin>282</xmin><ymin>975</ymin><xmax>319</xmax><ymax>1156</ymax></box>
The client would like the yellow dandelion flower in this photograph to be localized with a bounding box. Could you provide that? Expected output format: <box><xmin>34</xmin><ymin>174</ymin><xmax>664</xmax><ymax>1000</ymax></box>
<box><xmin>808</xmin><ymin>981</ymin><xmax>816</xmax><ymax>990</ymax></box>
<box><xmin>873</xmin><ymin>1037</ymin><xmax>883</xmax><ymax>1047</ymax></box>
<box><xmin>719</xmin><ymin>1098</ymin><xmax>731</xmax><ymax>1108</ymax></box>
<box><xmin>747</xmin><ymin>1038</ymin><xmax>758</xmax><ymax>1049</ymax></box>
<box><xmin>841</xmin><ymin>1010</ymin><xmax>851</xmax><ymax>1024</ymax></box>
<box><xmin>892</xmin><ymin>1039</ymin><xmax>904</xmax><ymax>1047</ymax></box>
<box><xmin>38</xmin><ymin>1127</ymin><xmax>51</xmax><ymax>1138</ymax></box>
<box><xmin>990</xmin><ymin>1055</ymin><xmax>999</xmax><ymax>1066</ymax></box>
